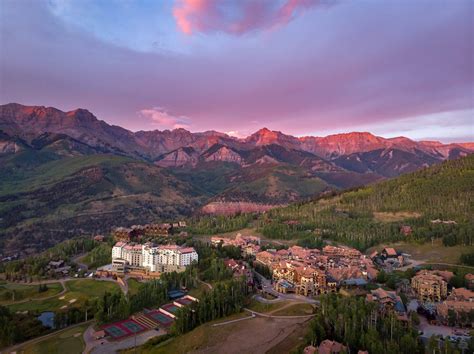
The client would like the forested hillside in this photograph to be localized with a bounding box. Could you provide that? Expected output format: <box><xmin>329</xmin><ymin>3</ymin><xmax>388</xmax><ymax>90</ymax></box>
<box><xmin>257</xmin><ymin>155</ymin><xmax>474</xmax><ymax>250</ymax></box>
<box><xmin>0</xmin><ymin>152</ymin><xmax>203</xmax><ymax>254</ymax></box>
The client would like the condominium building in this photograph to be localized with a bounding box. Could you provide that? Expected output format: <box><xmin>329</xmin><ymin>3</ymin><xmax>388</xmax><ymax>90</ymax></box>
<box><xmin>411</xmin><ymin>270</ymin><xmax>448</xmax><ymax>302</ymax></box>
<box><xmin>112</xmin><ymin>242</ymin><xmax>198</xmax><ymax>273</ymax></box>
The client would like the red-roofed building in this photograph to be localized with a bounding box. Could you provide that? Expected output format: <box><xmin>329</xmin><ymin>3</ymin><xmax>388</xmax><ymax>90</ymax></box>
<box><xmin>317</xmin><ymin>340</ymin><xmax>347</xmax><ymax>354</ymax></box>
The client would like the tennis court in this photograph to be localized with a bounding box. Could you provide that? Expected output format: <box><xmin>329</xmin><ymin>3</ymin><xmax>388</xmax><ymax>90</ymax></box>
<box><xmin>121</xmin><ymin>320</ymin><xmax>145</xmax><ymax>333</ymax></box>
<box><xmin>103</xmin><ymin>324</ymin><xmax>127</xmax><ymax>339</ymax></box>
<box><xmin>147</xmin><ymin>310</ymin><xmax>174</xmax><ymax>326</ymax></box>
<box><xmin>102</xmin><ymin>319</ymin><xmax>147</xmax><ymax>340</ymax></box>
<box><xmin>175</xmin><ymin>297</ymin><xmax>194</xmax><ymax>306</ymax></box>
<box><xmin>168</xmin><ymin>290</ymin><xmax>185</xmax><ymax>299</ymax></box>
<box><xmin>161</xmin><ymin>303</ymin><xmax>180</xmax><ymax>314</ymax></box>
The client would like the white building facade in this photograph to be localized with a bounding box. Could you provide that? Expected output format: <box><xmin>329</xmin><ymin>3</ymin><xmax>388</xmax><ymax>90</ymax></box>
<box><xmin>113</xmin><ymin>242</ymin><xmax>198</xmax><ymax>272</ymax></box>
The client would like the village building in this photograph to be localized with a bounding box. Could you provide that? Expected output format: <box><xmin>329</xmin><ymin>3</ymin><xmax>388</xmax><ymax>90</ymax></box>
<box><xmin>400</xmin><ymin>225</ymin><xmax>412</xmax><ymax>236</ymax></box>
<box><xmin>317</xmin><ymin>339</ymin><xmax>347</xmax><ymax>354</ymax></box>
<box><xmin>465</xmin><ymin>273</ymin><xmax>474</xmax><ymax>290</ymax></box>
<box><xmin>381</xmin><ymin>247</ymin><xmax>398</xmax><ymax>259</ymax></box>
<box><xmin>411</xmin><ymin>270</ymin><xmax>448</xmax><ymax>302</ymax></box>
<box><xmin>367</xmin><ymin>288</ymin><xmax>408</xmax><ymax>321</ymax></box>
<box><xmin>448</xmin><ymin>287</ymin><xmax>474</xmax><ymax>302</ymax></box>
<box><xmin>436</xmin><ymin>288</ymin><xmax>474</xmax><ymax>326</ymax></box>
<box><xmin>303</xmin><ymin>345</ymin><xmax>317</xmax><ymax>354</ymax></box>
<box><xmin>224</xmin><ymin>259</ymin><xmax>254</xmax><ymax>289</ymax></box>
<box><xmin>211</xmin><ymin>234</ymin><xmax>261</xmax><ymax>257</ymax></box>
<box><xmin>93</xmin><ymin>235</ymin><xmax>105</xmax><ymax>242</ymax></box>
<box><xmin>112</xmin><ymin>221</ymin><xmax>187</xmax><ymax>242</ymax></box>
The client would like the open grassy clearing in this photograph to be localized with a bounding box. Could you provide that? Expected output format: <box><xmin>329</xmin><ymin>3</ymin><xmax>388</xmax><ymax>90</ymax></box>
<box><xmin>0</xmin><ymin>282</ymin><xmax>63</xmax><ymax>305</ymax></box>
<box><xmin>246</xmin><ymin>299</ymin><xmax>290</xmax><ymax>313</ymax></box>
<box><xmin>271</xmin><ymin>303</ymin><xmax>315</xmax><ymax>316</ymax></box>
<box><xmin>8</xmin><ymin>279</ymin><xmax>119</xmax><ymax>313</ymax></box>
<box><xmin>194</xmin><ymin>226</ymin><xmax>299</xmax><ymax>247</ymax></box>
<box><xmin>15</xmin><ymin>323</ymin><xmax>88</xmax><ymax>354</ymax></box>
<box><xmin>366</xmin><ymin>238</ymin><xmax>474</xmax><ymax>265</ymax></box>
<box><xmin>187</xmin><ymin>281</ymin><xmax>211</xmax><ymax>299</ymax></box>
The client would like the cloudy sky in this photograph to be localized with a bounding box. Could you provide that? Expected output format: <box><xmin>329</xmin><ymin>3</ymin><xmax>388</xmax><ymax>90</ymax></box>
<box><xmin>0</xmin><ymin>0</ymin><xmax>473</xmax><ymax>142</ymax></box>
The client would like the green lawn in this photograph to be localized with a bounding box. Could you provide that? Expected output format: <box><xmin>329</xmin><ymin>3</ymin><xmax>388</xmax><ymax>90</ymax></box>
<box><xmin>246</xmin><ymin>299</ymin><xmax>289</xmax><ymax>313</ymax></box>
<box><xmin>8</xmin><ymin>279</ymin><xmax>120</xmax><ymax>313</ymax></box>
<box><xmin>271</xmin><ymin>303</ymin><xmax>315</xmax><ymax>316</ymax></box>
<box><xmin>0</xmin><ymin>282</ymin><xmax>63</xmax><ymax>305</ymax></box>
<box><xmin>366</xmin><ymin>238</ymin><xmax>474</xmax><ymax>265</ymax></box>
<box><xmin>16</xmin><ymin>323</ymin><xmax>89</xmax><ymax>354</ymax></box>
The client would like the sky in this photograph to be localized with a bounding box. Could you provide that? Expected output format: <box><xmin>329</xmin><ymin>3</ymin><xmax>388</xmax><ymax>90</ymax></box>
<box><xmin>0</xmin><ymin>0</ymin><xmax>473</xmax><ymax>142</ymax></box>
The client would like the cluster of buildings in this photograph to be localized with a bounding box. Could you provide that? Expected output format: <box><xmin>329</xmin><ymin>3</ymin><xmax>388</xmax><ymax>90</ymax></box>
<box><xmin>112</xmin><ymin>221</ymin><xmax>187</xmax><ymax>242</ymax></box>
<box><xmin>436</xmin><ymin>287</ymin><xmax>474</xmax><ymax>326</ymax></box>
<box><xmin>409</xmin><ymin>269</ymin><xmax>474</xmax><ymax>327</ymax></box>
<box><xmin>370</xmin><ymin>247</ymin><xmax>407</xmax><ymax>270</ymax></box>
<box><xmin>111</xmin><ymin>242</ymin><xmax>198</xmax><ymax>274</ymax></box>
<box><xmin>304</xmin><ymin>340</ymin><xmax>370</xmax><ymax>354</ymax></box>
<box><xmin>366</xmin><ymin>287</ymin><xmax>408</xmax><ymax>321</ymax></box>
<box><xmin>256</xmin><ymin>245</ymin><xmax>379</xmax><ymax>296</ymax></box>
<box><xmin>211</xmin><ymin>233</ymin><xmax>261</xmax><ymax>257</ymax></box>
<box><xmin>223</xmin><ymin>258</ymin><xmax>254</xmax><ymax>290</ymax></box>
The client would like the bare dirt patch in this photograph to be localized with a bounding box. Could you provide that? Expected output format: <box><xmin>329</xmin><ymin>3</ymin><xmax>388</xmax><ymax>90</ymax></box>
<box><xmin>373</xmin><ymin>211</ymin><xmax>421</xmax><ymax>222</ymax></box>
<box><xmin>193</xmin><ymin>316</ymin><xmax>312</xmax><ymax>354</ymax></box>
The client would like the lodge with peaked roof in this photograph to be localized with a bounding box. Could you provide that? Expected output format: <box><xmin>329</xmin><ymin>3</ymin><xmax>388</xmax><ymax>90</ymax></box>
<box><xmin>367</xmin><ymin>287</ymin><xmax>408</xmax><ymax>321</ymax></box>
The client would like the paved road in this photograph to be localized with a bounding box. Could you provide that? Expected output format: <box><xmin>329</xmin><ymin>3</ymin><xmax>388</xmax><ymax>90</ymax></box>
<box><xmin>72</xmin><ymin>253</ymin><xmax>89</xmax><ymax>272</ymax></box>
<box><xmin>90</xmin><ymin>329</ymin><xmax>164</xmax><ymax>354</ymax></box>
<box><xmin>244</xmin><ymin>308</ymin><xmax>316</xmax><ymax>320</ymax></box>
<box><xmin>418</xmin><ymin>316</ymin><xmax>460</xmax><ymax>339</ymax></box>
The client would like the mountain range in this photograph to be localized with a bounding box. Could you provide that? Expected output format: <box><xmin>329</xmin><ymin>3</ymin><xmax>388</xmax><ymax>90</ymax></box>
<box><xmin>0</xmin><ymin>103</ymin><xmax>473</xmax><ymax>254</ymax></box>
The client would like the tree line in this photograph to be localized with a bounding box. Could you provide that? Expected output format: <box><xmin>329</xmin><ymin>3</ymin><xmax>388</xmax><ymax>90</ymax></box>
<box><xmin>302</xmin><ymin>294</ymin><xmax>424</xmax><ymax>354</ymax></box>
<box><xmin>171</xmin><ymin>278</ymin><xmax>248</xmax><ymax>335</ymax></box>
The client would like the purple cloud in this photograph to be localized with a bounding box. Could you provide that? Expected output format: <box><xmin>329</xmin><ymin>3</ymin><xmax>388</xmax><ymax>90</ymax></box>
<box><xmin>173</xmin><ymin>0</ymin><xmax>324</xmax><ymax>35</ymax></box>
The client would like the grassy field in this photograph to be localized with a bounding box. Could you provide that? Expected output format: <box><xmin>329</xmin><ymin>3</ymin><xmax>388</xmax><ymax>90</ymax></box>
<box><xmin>366</xmin><ymin>238</ymin><xmax>474</xmax><ymax>265</ymax></box>
<box><xmin>8</xmin><ymin>279</ymin><xmax>120</xmax><ymax>313</ymax></box>
<box><xmin>0</xmin><ymin>282</ymin><xmax>63</xmax><ymax>305</ymax></box>
<box><xmin>247</xmin><ymin>299</ymin><xmax>290</xmax><ymax>313</ymax></box>
<box><xmin>15</xmin><ymin>323</ymin><xmax>89</xmax><ymax>354</ymax></box>
<box><xmin>271</xmin><ymin>303</ymin><xmax>315</xmax><ymax>316</ymax></box>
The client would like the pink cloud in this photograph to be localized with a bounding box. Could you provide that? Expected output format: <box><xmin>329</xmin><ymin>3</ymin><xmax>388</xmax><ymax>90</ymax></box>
<box><xmin>172</xmin><ymin>0</ymin><xmax>323</xmax><ymax>35</ymax></box>
<box><xmin>139</xmin><ymin>107</ymin><xmax>191</xmax><ymax>129</ymax></box>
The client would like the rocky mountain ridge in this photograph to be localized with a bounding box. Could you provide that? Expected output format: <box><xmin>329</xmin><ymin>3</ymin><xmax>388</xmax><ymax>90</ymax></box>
<box><xmin>2</xmin><ymin>103</ymin><xmax>472</xmax><ymax>163</ymax></box>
